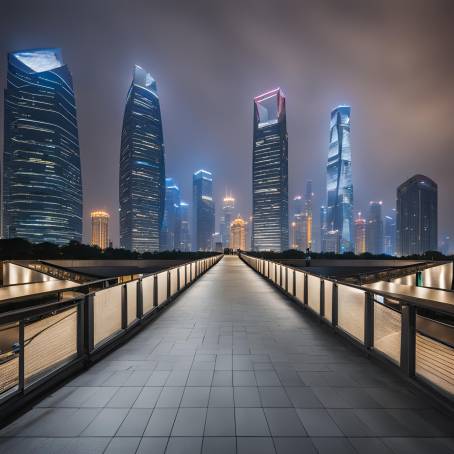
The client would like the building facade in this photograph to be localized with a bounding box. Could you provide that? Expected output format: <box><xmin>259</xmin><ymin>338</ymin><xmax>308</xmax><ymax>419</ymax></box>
<box><xmin>160</xmin><ymin>178</ymin><xmax>181</xmax><ymax>251</ymax></box>
<box><xmin>325</xmin><ymin>105</ymin><xmax>354</xmax><ymax>253</ymax></box>
<box><xmin>384</xmin><ymin>210</ymin><xmax>396</xmax><ymax>256</ymax></box>
<box><xmin>252</xmin><ymin>88</ymin><xmax>289</xmax><ymax>251</ymax></box>
<box><xmin>3</xmin><ymin>48</ymin><xmax>83</xmax><ymax>244</ymax></box>
<box><xmin>193</xmin><ymin>170</ymin><xmax>215</xmax><ymax>251</ymax></box>
<box><xmin>119</xmin><ymin>65</ymin><xmax>165</xmax><ymax>253</ymax></box>
<box><xmin>220</xmin><ymin>195</ymin><xmax>235</xmax><ymax>247</ymax></box>
<box><xmin>291</xmin><ymin>195</ymin><xmax>305</xmax><ymax>250</ymax></box>
<box><xmin>366</xmin><ymin>201</ymin><xmax>384</xmax><ymax>254</ymax></box>
<box><xmin>354</xmin><ymin>213</ymin><xmax>366</xmax><ymax>255</ymax></box>
<box><xmin>179</xmin><ymin>201</ymin><xmax>191</xmax><ymax>251</ymax></box>
<box><xmin>397</xmin><ymin>175</ymin><xmax>437</xmax><ymax>256</ymax></box>
<box><xmin>230</xmin><ymin>217</ymin><xmax>247</xmax><ymax>250</ymax></box>
<box><xmin>91</xmin><ymin>211</ymin><xmax>109</xmax><ymax>249</ymax></box>
<box><xmin>304</xmin><ymin>180</ymin><xmax>314</xmax><ymax>250</ymax></box>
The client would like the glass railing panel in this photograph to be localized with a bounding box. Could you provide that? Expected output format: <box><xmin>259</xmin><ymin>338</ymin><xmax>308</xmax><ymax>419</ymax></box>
<box><xmin>25</xmin><ymin>306</ymin><xmax>78</xmax><ymax>384</ymax></box>
<box><xmin>270</xmin><ymin>263</ymin><xmax>276</xmax><ymax>283</ymax></box>
<box><xmin>275</xmin><ymin>265</ymin><xmax>281</xmax><ymax>286</ymax></box>
<box><xmin>416</xmin><ymin>327</ymin><xmax>454</xmax><ymax>396</ymax></box>
<box><xmin>170</xmin><ymin>268</ymin><xmax>178</xmax><ymax>295</ymax></box>
<box><xmin>421</xmin><ymin>263</ymin><xmax>453</xmax><ymax>290</ymax></box>
<box><xmin>142</xmin><ymin>275</ymin><xmax>154</xmax><ymax>314</ymax></box>
<box><xmin>324</xmin><ymin>280</ymin><xmax>333</xmax><ymax>323</ymax></box>
<box><xmin>307</xmin><ymin>275</ymin><xmax>321</xmax><ymax>314</ymax></box>
<box><xmin>337</xmin><ymin>284</ymin><xmax>365</xmax><ymax>343</ymax></box>
<box><xmin>93</xmin><ymin>286</ymin><xmax>122</xmax><ymax>347</ymax></box>
<box><xmin>374</xmin><ymin>300</ymin><xmax>401</xmax><ymax>364</ymax></box>
<box><xmin>157</xmin><ymin>271</ymin><xmax>168</xmax><ymax>305</ymax></box>
<box><xmin>126</xmin><ymin>281</ymin><xmax>138</xmax><ymax>326</ymax></box>
<box><xmin>295</xmin><ymin>271</ymin><xmax>304</xmax><ymax>303</ymax></box>
<box><xmin>0</xmin><ymin>322</ymin><xmax>19</xmax><ymax>395</ymax></box>
<box><xmin>287</xmin><ymin>269</ymin><xmax>294</xmax><ymax>295</ymax></box>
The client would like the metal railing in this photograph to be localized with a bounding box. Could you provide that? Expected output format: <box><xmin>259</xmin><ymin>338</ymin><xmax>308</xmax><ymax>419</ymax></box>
<box><xmin>240</xmin><ymin>253</ymin><xmax>454</xmax><ymax>403</ymax></box>
<box><xmin>0</xmin><ymin>254</ymin><xmax>222</xmax><ymax>423</ymax></box>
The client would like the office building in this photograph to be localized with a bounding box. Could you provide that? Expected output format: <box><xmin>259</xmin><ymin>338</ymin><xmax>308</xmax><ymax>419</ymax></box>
<box><xmin>119</xmin><ymin>65</ymin><xmax>165</xmax><ymax>252</ymax></box>
<box><xmin>320</xmin><ymin>206</ymin><xmax>329</xmax><ymax>252</ymax></box>
<box><xmin>304</xmin><ymin>180</ymin><xmax>314</xmax><ymax>249</ymax></box>
<box><xmin>179</xmin><ymin>201</ymin><xmax>191</xmax><ymax>251</ymax></box>
<box><xmin>230</xmin><ymin>216</ymin><xmax>247</xmax><ymax>250</ymax></box>
<box><xmin>292</xmin><ymin>195</ymin><xmax>305</xmax><ymax>250</ymax></box>
<box><xmin>366</xmin><ymin>201</ymin><xmax>384</xmax><ymax>254</ymax></box>
<box><xmin>160</xmin><ymin>178</ymin><xmax>181</xmax><ymax>251</ymax></box>
<box><xmin>397</xmin><ymin>174</ymin><xmax>437</xmax><ymax>256</ymax></box>
<box><xmin>91</xmin><ymin>211</ymin><xmax>109</xmax><ymax>249</ymax></box>
<box><xmin>252</xmin><ymin>88</ymin><xmax>289</xmax><ymax>251</ymax></box>
<box><xmin>384</xmin><ymin>209</ymin><xmax>396</xmax><ymax>256</ymax></box>
<box><xmin>193</xmin><ymin>169</ymin><xmax>215</xmax><ymax>251</ymax></box>
<box><xmin>325</xmin><ymin>105</ymin><xmax>354</xmax><ymax>253</ymax></box>
<box><xmin>3</xmin><ymin>48</ymin><xmax>83</xmax><ymax>244</ymax></box>
<box><xmin>220</xmin><ymin>195</ymin><xmax>235</xmax><ymax>247</ymax></box>
<box><xmin>354</xmin><ymin>213</ymin><xmax>366</xmax><ymax>255</ymax></box>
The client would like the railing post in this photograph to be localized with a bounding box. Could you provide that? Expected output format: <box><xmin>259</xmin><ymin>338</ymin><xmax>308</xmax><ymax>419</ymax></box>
<box><xmin>332</xmin><ymin>283</ymin><xmax>338</xmax><ymax>327</ymax></box>
<box><xmin>280</xmin><ymin>266</ymin><xmax>283</xmax><ymax>288</ymax></box>
<box><xmin>137</xmin><ymin>279</ymin><xmax>143</xmax><ymax>319</ymax></box>
<box><xmin>304</xmin><ymin>274</ymin><xmax>308</xmax><ymax>306</ymax></box>
<box><xmin>18</xmin><ymin>320</ymin><xmax>25</xmax><ymax>392</ymax></box>
<box><xmin>293</xmin><ymin>270</ymin><xmax>296</xmax><ymax>296</ymax></box>
<box><xmin>364</xmin><ymin>291</ymin><xmax>374</xmax><ymax>349</ymax></box>
<box><xmin>285</xmin><ymin>267</ymin><xmax>288</xmax><ymax>292</ymax></box>
<box><xmin>177</xmin><ymin>267</ymin><xmax>181</xmax><ymax>292</ymax></box>
<box><xmin>153</xmin><ymin>275</ymin><xmax>158</xmax><ymax>307</ymax></box>
<box><xmin>77</xmin><ymin>299</ymin><xmax>85</xmax><ymax>356</ymax></box>
<box><xmin>275</xmin><ymin>264</ymin><xmax>277</xmax><ymax>283</ymax></box>
<box><xmin>320</xmin><ymin>280</ymin><xmax>325</xmax><ymax>318</ymax></box>
<box><xmin>84</xmin><ymin>294</ymin><xmax>94</xmax><ymax>353</ymax></box>
<box><xmin>400</xmin><ymin>304</ymin><xmax>416</xmax><ymax>377</ymax></box>
<box><xmin>167</xmin><ymin>271</ymin><xmax>171</xmax><ymax>299</ymax></box>
<box><xmin>185</xmin><ymin>265</ymin><xmax>188</xmax><ymax>287</ymax></box>
<box><xmin>267</xmin><ymin>261</ymin><xmax>270</xmax><ymax>278</ymax></box>
<box><xmin>121</xmin><ymin>284</ymin><xmax>128</xmax><ymax>330</ymax></box>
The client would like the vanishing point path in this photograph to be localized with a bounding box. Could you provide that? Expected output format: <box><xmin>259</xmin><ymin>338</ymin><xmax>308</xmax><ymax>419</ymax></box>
<box><xmin>1</xmin><ymin>256</ymin><xmax>454</xmax><ymax>453</ymax></box>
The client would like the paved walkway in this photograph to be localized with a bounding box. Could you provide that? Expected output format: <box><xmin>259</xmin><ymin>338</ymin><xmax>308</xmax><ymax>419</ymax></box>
<box><xmin>1</xmin><ymin>256</ymin><xmax>454</xmax><ymax>454</ymax></box>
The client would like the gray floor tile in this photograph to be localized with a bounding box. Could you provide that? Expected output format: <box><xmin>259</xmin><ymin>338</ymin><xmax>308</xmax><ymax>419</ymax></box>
<box><xmin>259</xmin><ymin>387</ymin><xmax>292</xmax><ymax>407</ymax></box>
<box><xmin>187</xmin><ymin>370</ymin><xmax>213</xmax><ymax>386</ymax></box>
<box><xmin>133</xmin><ymin>387</ymin><xmax>163</xmax><ymax>408</ymax></box>
<box><xmin>212</xmin><ymin>371</ymin><xmax>233</xmax><ymax>386</ymax></box>
<box><xmin>171</xmin><ymin>408</ymin><xmax>207</xmax><ymax>436</ymax></box>
<box><xmin>104</xmin><ymin>437</ymin><xmax>141</xmax><ymax>454</ymax></box>
<box><xmin>311</xmin><ymin>437</ymin><xmax>356</xmax><ymax>453</ymax></box>
<box><xmin>136</xmin><ymin>437</ymin><xmax>168</xmax><ymax>454</ymax></box>
<box><xmin>234</xmin><ymin>387</ymin><xmax>261</xmax><ymax>407</ymax></box>
<box><xmin>382</xmin><ymin>437</ymin><xmax>454</xmax><ymax>454</ymax></box>
<box><xmin>264</xmin><ymin>408</ymin><xmax>307</xmax><ymax>436</ymax></box>
<box><xmin>82</xmin><ymin>408</ymin><xmax>129</xmax><ymax>436</ymax></box>
<box><xmin>233</xmin><ymin>371</ymin><xmax>257</xmax><ymax>386</ymax></box>
<box><xmin>181</xmin><ymin>386</ymin><xmax>210</xmax><ymax>407</ymax></box>
<box><xmin>354</xmin><ymin>409</ymin><xmax>413</xmax><ymax>436</ymax></box>
<box><xmin>349</xmin><ymin>437</ymin><xmax>394</xmax><ymax>454</ymax></box>
<box><xmin>147</xmin><ymin>371</ymin><xmax>171</xmax><ymax>386</ymax></box>
<box><xmin>144</xmin><ymin>408</ymin><xmax>178</xmax><ymax>436</ymax></box>
<box><xmin>296</xmin><ymin>409</ymin><xmax>342</xmax><ymax>436</ymax></box>
<box><xmin>274</xmin><ymin>437</ymin><xmax>318</xmax><ymax>454</ymax></box>
<box><xmin>156</xmin><ymin>387</ymin><xmax>184</xmax><ymax>408</ymax></box>
<box><xmin>285</xmin><ymin>387</ymin><xmax>323</xmax><ymax>408</ymax></box>
<box><xmin>204</xmin><ymin>407</ymin><xmax>235</xmax><ymax>436</ymax></box>
<box><xmin>107</xmin><ymin>387</ymin><xmax>142</xmax><ymax>408</ymax></box>
<box><xmin>116</xmin><ymin>408</ymin><xmax>152</xmax><ymax>436</ymax></box>
<box><xmin>165</xmin><ymin>370</ymin><xmax>190</xmax><ymax>386</ymax></box>
<box><xmin>202</xmin><ymin>437</ymin><xmax>236</xmax><ymax>454</ymax></box>
<box><xmin>237</xmin><ymin>437</ymin><xmax>276</xmax><ymax>454</ymax></box>
<box><xmin>235</xmin><ymin>408</ymin><xmax>270</xmax><ymax>436</ymax></box>
<box><xmin>328</xmin><ymin>409</ymin><xmax>375</xmax><ymax>436</ymax></box>
<box><xmin>166</xmin><ymin>437</ymin><xmax>203</xmax><ymax>454</ymax></box>
<box><xmin>255</xmin><ymin>370</ymin><xmax>281</xmax><ymax>386</ymax></box>
<box><xmin>209</xmin><ymin>387</ymin><xmax>234</xmax><ymax>407</ymax></box>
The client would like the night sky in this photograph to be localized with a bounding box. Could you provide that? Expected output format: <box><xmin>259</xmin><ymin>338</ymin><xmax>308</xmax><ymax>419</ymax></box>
<box><xmin>1</xmin><ymin>0</ymin><xmax>454</xmax><ymax>247</ymax></box>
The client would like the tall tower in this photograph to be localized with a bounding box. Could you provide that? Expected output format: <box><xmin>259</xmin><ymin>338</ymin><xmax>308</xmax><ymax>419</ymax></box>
<box><xmin>325</xmin><ymin>105</ymin><xmax>354</xmax><ymax>253</ymax></box>
<box><xmin>304</xmin><ymin>180</ymin><xmax>314</xmax><ymax>249</ymax></box>
<box><xmin>354</xmin><ymin>212</ymin><xmax>366</xmax><ymax>255</ymax></box>
<box><xmin>179</xmin><ymin>201</ymin><xmax>191</xmax><ymax>251</ymax></box>
<box><xmin>397</xmin><ymin>175</ymin><xmax>437</xmax><ymax>256</ymax></box>
<box><xmin>3</xmin><ymin>49</ymin><xmax>83</xmax><ymax>244</ymax></box>
<box><xmin>160</xmin><ymin>178</ymin><xmax>181</xmax><ymax>251</ymax></box>
<box><xmin>366</xmin><ymin>201</ymin><xmax>384</xmax><ymax>254</ymax></box>
<box><xmin>220</xmin><ymin>195</ymin><xmax>235</xmax><ymax>247</ymax></box>
<box><xmin>230</xmin><ymin>216</ymin><xmax>247</xmax><ymax>250</ymax></box>
<box><xmin>252</xmin><ymin>88</ymin><xmax>289</xmax><ymax>251</ymax></box>
<box><xmin>119</xmin><ymin>65</ymin><xmax>165</xmax><ymax>252</ymax></box>
<box><xmin>91</xmin><ymin>211</ymin><xmax>109</xmax><ymax>249</ymax></box>
<box><xmin>193</xmin><ymin>170</ymin><xmax>215</xmax><ymax>251</ymax></box>
<box><xmin>384</xmin><ymin>209</ymin><xmax>396</xmax><ymax>256</ymax></box>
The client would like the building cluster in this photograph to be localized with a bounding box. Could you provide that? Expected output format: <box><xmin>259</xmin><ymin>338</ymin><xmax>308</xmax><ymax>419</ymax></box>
<box><xmin>0</xmin><ymin>48</ymin><xmax>442</xmax><ymax>256</ymax></box>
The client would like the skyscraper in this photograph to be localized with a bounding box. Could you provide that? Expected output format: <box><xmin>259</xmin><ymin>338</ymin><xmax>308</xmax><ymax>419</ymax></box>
<box><xmin>3</xmin><ymin>48</ymin><xmax>83</xmax><ymax>244</ymax></box>
<box><xmin>304</xmin><ymin>180</ymin><xmax>314</xmax><ymax>249</ymax></box>
<box><xmin>179</xmin><ymin>201</ymin><xmax>191</xmax><ymax>251</ymax></box>
<box><xmin>193</xmin><ymin>170</ymin><xmax>215</xmax><ymax>251</ymax></box>
<box><xmin>230</xmin><ymin>216</ymin><xmax>247</xmax><ymax>250</ymax></box>
<box><xmin>91</xmin><ymin>211</ymin><xmax>109</xmax><ymax>249</ymax></box>
<box><xmin>252</xmin><ymin>88</ymin><xmax>289</xmax><ymax>251</ymax></box>
<box><xmin>366</xmin><ymin>201</ymin><xmax>384</xmax><ymax>254</ymax></box>
<box><xmin>325</xmin><ymin>105</ymin><xmax>354</xmax><ymax>253</ymax></box>
<box><xmin>397</xmin><ymin>175</ymin><xmax>437</xmax><ymax>256</ymax></box>
<box><xmin>119</xmin><ymin>65</ymin><xmax>165</xmax><ymax>252</ymax></box>
<box><xmin>220</xmin><ymin>195</ymin><xmax>235</xmax><ymax>247</ymax></box>
<box><xmin>320</xmin><ymin>205</ymin><xmax>329</xmax><ymax>252</ymax></box>
<box><xmin>384</xmin><ymin>209</ymin><xmax>396</xmax><ymax>256</ymax></box>
<box><xmin>160</xmin><ymin>178</ymin><xmax>181</xmax><ymax>251</ymax></box>
<box><xmin>354</xmin><ymin>212</ymin><xmax>366</xmax><ymax>255</ymax></box>
<box><xmin>292</xmin><ymin>195</ymin><xmax>305</xmax><ymax>250</ymax></box>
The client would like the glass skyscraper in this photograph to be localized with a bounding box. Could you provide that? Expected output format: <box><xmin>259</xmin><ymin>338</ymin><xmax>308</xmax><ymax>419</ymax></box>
<box><xmin>3</xmin><ymin>48</ymin><xmax>82</xmax><ymax>244</ymax></box>
<box><xmin>325</xmin><ymin>105</ymin><xmax>354</xmax><ymax>253</ymax></box>
<box><xmin>192</xmin><ymin>170</ymin><xmax>215</xmax><ymax>251</ymax></box>
<box><xmin>252</xmin><ymin>88</ymin><xmax>288</xmax><ymax>251</ymax></box>
<box><xmin>366</xmin><ymin>201</ymin><xmax>384</xmax><ymax>254</ymax></box>
<box><xmin>119</xmin><ymin>65</ymin><xmax>165</xmax><ymax>252</ymax></box>
<box><xmin>397</xmin><ymin>174</ymin><xmax>437</xmax><ymax>256</ymax></box>
<box><xmin>220</xmin><ymin>195</ymin><xmax>235</xmax><ymax>247</ymax></box>
<box><xmin>179</xmin><ymin>201</ymin><xmax>191</xmax><ymax>251</ymax></box>
<box><xmin>384</xmin><ymin>209</ymin><xmax>396</xmax><ymax>256</ymax></box>
<box><xmin>160</xmin><ymin>178</ymin><xmax>181</xmax><ymax>251</ymax></box>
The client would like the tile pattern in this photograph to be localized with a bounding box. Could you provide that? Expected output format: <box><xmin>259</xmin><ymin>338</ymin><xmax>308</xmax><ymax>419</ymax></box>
<box><xmin>1</xmin><ymin>256</ymin><xmax>454</xmax><ymax>453</ymax></box>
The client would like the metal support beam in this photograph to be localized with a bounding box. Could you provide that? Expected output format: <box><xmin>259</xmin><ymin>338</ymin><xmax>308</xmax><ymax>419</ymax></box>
<box><xmin>332</xmin><ymin>284</ymin><xmax>338</xmax><ymax>327</ymax></box>
<box><xmin>364</xmin><ymin>292</ymin><xmax>374</xmax><ymax>349</ymax></box>
<box><xmin>401</xmin><ymin>304</ymin><xmax>416</xmax><ymax>377</ymax></box>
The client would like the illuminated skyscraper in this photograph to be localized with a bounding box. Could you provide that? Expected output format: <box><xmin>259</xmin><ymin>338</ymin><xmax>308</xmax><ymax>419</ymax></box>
<box><xmin>230</xmin><ymin>216</ymin><xmax>247</xmax><ymax>250</ymax></box>
<box><xmin>304</xmin><ymin>180</ymin><xmax>314</xmax><ymax>249</ymax></box>
<box><xmin>119</xmin><ymin>65</ymin><xmax>165</xmax><ymax>252</ymax></box>
<box><xmin>325</xmin><ymin>105</ymin><xmax>354</xmax><ymax>253</ymax></box>
<box><xmin>160</xmin><ymin>178</ymin><xmax>181</xmax><ymax>251</ymax></box>
<box><xmin>354</xmin><ymin>213</ymin><xmax>366</xmax><ymax>255</ymax></box>
<box><xmin>193</xmin><ymin>170</ymin><xmax>215</xmax><ymax>251</ymax></box>
<box><xmin>3</xmin><ymin>48</ymin><xmax>82</xmax><ymax>244</ymax></box>
<box><xmin>179</xmin><ymin>201</ymin><xmax>191</xmax><ymax>251</ymax></box>
<box><xmin>292</xmin><ymin>195</ymin><xmax>305</xmax><ymax>250</ymax></box>
<box><xmin>397</xmin><ymin>175</ymin><xmax>437</xmax><ymax>256</ymax></box>
<box><xmin>366</xmin><ymin>201</ymin><xmax>384</xmax><ymax>254</ymax></box>
<box><xmin>252</xmin><ymin>88</ymin><xmax>288</xmax><ymax>251</ymax></box>
<box><xmin>320</xmin><ymin>206</ymin><xmax>329</xmax><ymax>252</ymax></box>
<box><xmin>220</xmin><ymin>195</ymin><xmax>235</xmax><ymax>247</ymax></box>
<box><xmin>91</xmin><ymin>211</ymin><xmax>109</xmax><ymax>249</ymax></box>
<box><xmin>384</xmin><ymin>209</ymin><xmax>396</xmax><ymax>256</ymax></box>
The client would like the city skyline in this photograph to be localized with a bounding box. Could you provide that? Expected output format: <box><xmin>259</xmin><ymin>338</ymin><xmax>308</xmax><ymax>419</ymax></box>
<box><xmin>1</xmin><ymin>1</ymin><xmax>454</xmax><ymax>248</ymax></box>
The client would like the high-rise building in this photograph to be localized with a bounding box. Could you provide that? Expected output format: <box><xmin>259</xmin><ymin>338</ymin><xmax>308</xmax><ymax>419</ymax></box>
<box><xmin>366</xmin><ymin>201</ymin><xmax>384</xmax><ymax>254</ymax></box>
<box><xmin>230</xmin><ymin>216</ymin><xmax>247</xmax><ymax>250</ymax></box>
<box><xmin>193</xmin><ymin>170</ymin><xmax>215</xmax><ymax>251</ymax></box>
<box><xmin>220</xmin><ymin>195</ymin><xmax>235</xmax><ymax>247</ymax></box>
<box><xmin>119</xmin><ymin>65</ymin><xmax>165</xmax><ymax>253</ymax></box>
<box><xmin>440</xmin><ymin>235</ymin><xmax>452</xmax><ymax>256</ymax></box>
<box><xmin>320</xmin><ymin>206</ymin><xmax>329</xmax><ymax>252</ymax></box>
<box><xmin>160</xmin><ymin>178</ymin><xmax>181</xmax><ymax>251</ymax></box>
<box><xmin>291</xmin><ymin>195</ymin><xmax>305</xmax><ymax>250</ymax></box>
<box><xmin>384</xmin><ymin>209</ymin><xmax>396</xmax><ymax>256</ymax></box>
<box><xmin>325</xmin><ymin>105</ymin><xmax>354</xmax><ymax>253</ymax></box>
<box><xmin>252</xmin><ymin>88</ymin><xmax>289</xmax><ymax>251</ymax></box>
<box><xmin>304</xmin><ymin>181</ymin><xmax>314</xmax><ymax>249</ymax></box>
<box><xmin>179</xmin><ymin>201</ymin><xmax>191</xmax><ymax>251</ymax></box>
<box><xmin>354</xmin><ymin>212</ymin><xmax>366</xmax><ymax>255</ymax></box>
<box><xmin>397</xmin><ymin>175</ymin><xmax>437</xmax><ymax>256</ymax></box>
<box><xmin>3</xmin><ymin>48</ymin><xmax>83</xmax><ymax>244</ymax></box>
<box><xmin>91</xmin><ymin>211</ymin><xmax>109</xmax><ymax>249</ymax></box>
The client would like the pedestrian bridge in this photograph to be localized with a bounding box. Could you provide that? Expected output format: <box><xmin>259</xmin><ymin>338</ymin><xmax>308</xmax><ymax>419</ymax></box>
<box><xmin>0</xmin><ymin>255</ymin><xmax>454</xmax><ymax>453</ymax></box>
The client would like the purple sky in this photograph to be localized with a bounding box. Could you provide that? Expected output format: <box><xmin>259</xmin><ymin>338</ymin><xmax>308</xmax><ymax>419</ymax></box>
<box><xmin>1</xmin><ymin>0</ymin><xmax>454</xmax><ymax>247</ymax></box>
